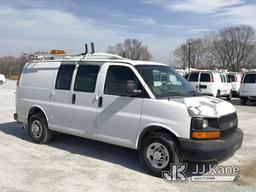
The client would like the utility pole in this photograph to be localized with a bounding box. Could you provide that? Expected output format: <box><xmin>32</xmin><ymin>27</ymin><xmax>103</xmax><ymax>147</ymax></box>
<box><xmin>188</xmin><ymin>42</ymin><xmax>192</xmax><ymax>72</ymax></box>
<box><xmin>169</xmin><ymin>50</ymin><xmax>172</xmax><ymax>66</ymax></box>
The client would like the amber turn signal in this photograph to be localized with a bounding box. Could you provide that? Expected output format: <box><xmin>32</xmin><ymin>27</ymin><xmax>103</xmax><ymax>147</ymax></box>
<box><xmin>50</xmin><ymin>49</ymin><xmax>66</xmax><ymax>55</ymax></box>
<box><xmin>192</xmin><ymin>131</ymin><xmax>220</xmax><ymax>139</ymax></box>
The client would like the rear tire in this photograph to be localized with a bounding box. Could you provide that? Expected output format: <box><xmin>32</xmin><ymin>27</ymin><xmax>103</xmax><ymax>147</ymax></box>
<box><xmin>226</xmin><ymin>91</ymin><xmax>232</xmax><ymax>100</ymax></box>
<box><xmin>139</xmin><ymin>132</ymin><xmax>180</xmax><ymax>177</ymax></box>
<box><xmin>0</xmin><ymin>81</ymin><xmax>3</xmax><ymax>85</ymax></box>
<box><xmin>240</xmin><ymin>98</ymin><xmax>247</xmax><ymax>105</ymax></box>
<box><xmin>28</xmin><ymin>113</ymin><xmax>52</xmax><ymax>144</ymax></box>
<box><xmin>216</xmin><ymin>90</ymin><xmax>221</xmax><ymax>98</ymax></box>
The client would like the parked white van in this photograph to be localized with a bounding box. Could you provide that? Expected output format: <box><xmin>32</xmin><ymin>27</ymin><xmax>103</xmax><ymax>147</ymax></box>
<box><xmin>239</xmin><ymin>72</ymin><xmax>256</xmax><ymax>105</ymax></box>
<box><xmin>0</xmin><ymin>74</ymin><xmax>6</xmax><ymax>85</ymax></box>
<box><xmin>226</xmin><ymin>72</ymin><xmax>241</xmax><ymax>96</ymax></box>
<box><xmin>187</xmin><ymin>71</ymin><xmax>232</xmax><ymax>100</ymax></box>
<box><xmin>14</xmin><ymin>49</ymin><xmax>243</xmax><ymax>176</ymax></box>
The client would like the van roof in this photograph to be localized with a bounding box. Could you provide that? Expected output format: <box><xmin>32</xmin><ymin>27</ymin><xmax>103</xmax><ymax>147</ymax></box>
<box><xmin>25</xmin><ymin>52</ymin><xmax>167</xmax><ymax>66</ymax></box>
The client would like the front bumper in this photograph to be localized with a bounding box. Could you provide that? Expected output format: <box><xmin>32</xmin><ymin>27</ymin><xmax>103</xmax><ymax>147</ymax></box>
<box><xmin>178</xmin><ymin>128</ymin><xmax>243</xmax><ymax>162</ymax></box>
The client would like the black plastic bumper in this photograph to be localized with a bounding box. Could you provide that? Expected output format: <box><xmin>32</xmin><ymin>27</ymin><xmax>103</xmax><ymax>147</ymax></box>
<box><xmin>179</xmin><ymin>128</ymin><xmax>243</xmax><ymax>162</ymax></box>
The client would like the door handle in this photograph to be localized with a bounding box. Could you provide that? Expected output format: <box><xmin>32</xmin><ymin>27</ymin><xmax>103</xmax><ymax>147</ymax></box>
<box><xmin>98</xmin><ymin>96</ymin><xmax>103</xmax><ymax>108</ymax></box>
<box><xmin>72</xmin><ymin>93</ymin><xmax>76</xmax><ymax>104</ymax></box>
<box><xmin>49</xmin><ymin>91</ymin><xmax>55</xmax><ymax>98</ymax></box>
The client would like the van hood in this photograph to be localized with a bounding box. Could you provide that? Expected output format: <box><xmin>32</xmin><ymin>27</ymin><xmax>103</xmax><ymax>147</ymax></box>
<box><xmin>174</xmin><ymin>96</ymin><xmax>236</xmax><ymax>118</ymax></box>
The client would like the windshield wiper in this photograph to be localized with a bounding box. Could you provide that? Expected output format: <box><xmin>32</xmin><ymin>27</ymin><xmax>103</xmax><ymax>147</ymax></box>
<box><xmin>186</xmin><ymin>90</ymin><xmax>202</xmax><ymax>96</ymax></box>
<box><xmin>161</xmin><ymin>91</ymin><xmax>186</xmax><ymax>96</ymax></box>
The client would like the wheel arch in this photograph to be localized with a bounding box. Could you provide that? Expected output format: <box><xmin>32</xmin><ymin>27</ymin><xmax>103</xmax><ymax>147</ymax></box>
<box><xmin>135</xmin><ymin>124</ymin><xmax>180</xmax><ymax>150</ymax></box>
<box><xmin>27</xmin><ymin>105</ymin><xmax>48</xmax><ymax>123</ymax></box>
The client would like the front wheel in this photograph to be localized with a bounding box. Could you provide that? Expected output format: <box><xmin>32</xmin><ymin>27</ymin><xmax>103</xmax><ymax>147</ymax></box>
<box><xmin>0</xmin><ymin>81</ymin><xmax>3</xmax><ymax>85</ymax></box>
<box><xmin>28</xmin><ymin>113</ymin><xmax>53</xmax><ymax>144</ymax></box>
<box><xmin>139</xmin><ymin>132</ymin><xmax>180</xmax><ymax>177</ymax></box>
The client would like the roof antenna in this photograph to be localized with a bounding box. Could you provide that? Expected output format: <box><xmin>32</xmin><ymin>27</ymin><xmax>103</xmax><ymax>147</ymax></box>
<box><xmin>81</xmin><ymin>43</ymin><xmax>88</xmax><ymax>55</ymax></box>
<box><xmin>90</xmin><ymin>42</ymin><xmax>95</xmax><ymax>54</ymax></box>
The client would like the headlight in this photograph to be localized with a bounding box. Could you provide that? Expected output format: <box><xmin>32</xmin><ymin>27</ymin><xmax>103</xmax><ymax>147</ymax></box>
<box><xmin>191</xmin><ymin>117</ymin><xmax>205</xmax><ymax>130</ymax></box>
<box><xmin>191</xmin><ymin>117</ymin><xmax>220</xmax><ymax>139</ymax></box>
<box><xmin>203</xmin><ymin>119</ymin><xmax>208</xmax><ymax>128</ymax></box>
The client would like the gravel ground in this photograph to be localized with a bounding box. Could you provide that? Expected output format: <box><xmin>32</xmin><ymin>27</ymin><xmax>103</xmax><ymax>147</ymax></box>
<box><xmin>0</xmin><ymin>80</ymin><xmax>255</xmax><ymax>192</ymax></box>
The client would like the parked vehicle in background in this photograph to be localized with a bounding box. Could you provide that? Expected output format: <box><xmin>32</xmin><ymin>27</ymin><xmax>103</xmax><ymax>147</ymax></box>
<box><xmin>239</xmin><ymin>72</ymin><xmax>256</xmax><ymax>105</ymax></box>
<box><xmin>0</xmin><ymin>74</ymin><xmax>6</xmax><ymax>85</ymax></box>
<box><xmin>226</xmin><ymin>72</ymin><xmax>241</xmax><ymax>96</ymax></box>
<box><xmin>14</xmin><ymin>47</ymin><xmax>243</xmax><ymax>177</ymax></box>
<box><xmin>187</xmin><ymin>71</ymin><xmax>232</xmax><ymax>100</ymax></box>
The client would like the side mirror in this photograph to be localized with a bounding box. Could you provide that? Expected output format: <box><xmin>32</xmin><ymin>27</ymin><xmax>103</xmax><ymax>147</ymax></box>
<box><xmin>125</xmin><ymin>80</ymin><xmax>142</xmax><ymax>96</ymax></box>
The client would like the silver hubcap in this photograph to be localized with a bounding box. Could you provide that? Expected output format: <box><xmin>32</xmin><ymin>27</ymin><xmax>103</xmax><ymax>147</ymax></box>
<box><xmin>146</xmin><ymin>142</ymin><xmax>169</xmax><ymax>169</ymax></box>
<box><xmin>31</xmin><ymin>120</ymin><xmax>43</xmax><ymax>138</ymax></box>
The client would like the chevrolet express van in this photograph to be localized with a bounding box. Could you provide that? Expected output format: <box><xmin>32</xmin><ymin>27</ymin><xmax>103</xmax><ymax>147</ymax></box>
<box><xmin>240</xmin><ymin>72</ymin><xmax>256</xmax><ymax>105</ymax></box>
<box><xmin>187</xmin><ymin>71</ymin><xmax>232</xmax><ymax>100</ymax></box>
<box><xmin>15</xmin><ymin>50</ymin><xmax>243</xmax><ymax>176</ymax></box>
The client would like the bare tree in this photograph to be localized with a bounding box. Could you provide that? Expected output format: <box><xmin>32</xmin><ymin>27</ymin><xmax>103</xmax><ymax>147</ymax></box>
<box><xmin>107</xmin><ymin>38</ymin><xmax>152</xmax><ymax>60</ymax></box>
<box><xmin>213</xmin><ymin>25</ymin><xmax>256</xmax><ymax>71</ymax></box>
<box><xmin>174</xmin><ymin>44</ymin><xmax>188</xmax><ymax>69</ymax></box>
<box><xmin>174</xmin><ymin>38</ymin><xmax>208</xmax><ymax>69</ymax></box>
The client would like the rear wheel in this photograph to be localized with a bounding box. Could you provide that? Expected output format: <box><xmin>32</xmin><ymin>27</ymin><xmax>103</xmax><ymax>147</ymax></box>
<box><xmin>139</xmin><ymin>132</ymin><xmax>180</xmax><ymax>177</ymax></box>
<box><xmin>28</xmin><ymin>113</ymin><xmax>52</xmax><ymax>144</ymax></box>
<box><xmin>226</xmin><ymin>91</ymin><xmax>232</xmax><ymax>100</ymax></box>
<box><xmin>216</xmin><ymin>90</ymin><xmax>221</xmax><ymax>98</ymax></box>
<box><xmin>240</xmin><ymin>98</ymin><xmax>247</xmax><ymax>105</ymax></box>
<box><xmin>0</xmin><ymin>81</ymin><xmax>3</xmax><ymax>85</ymax></box>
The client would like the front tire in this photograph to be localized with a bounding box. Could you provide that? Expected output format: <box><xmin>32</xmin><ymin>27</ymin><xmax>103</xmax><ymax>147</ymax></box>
<box><xmin>139</xmin><ymin>132</ymin><xmax>180</xmax><ymax>177</ymax></box>
<box><xmin>0</xmin><ymin>81</ymin><xmax>3</xmax><ymax>85</ymax></box>
<box><xmin>28</xmin><ymin>113</ymin><xmax>52</xmax><ymax>144</ymax></box>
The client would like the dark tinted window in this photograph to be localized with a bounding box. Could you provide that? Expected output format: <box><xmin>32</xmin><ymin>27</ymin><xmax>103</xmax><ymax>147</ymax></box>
<box><xmin>74</xmin><ymin>65</ymin><xmax>100</xmax><ymax>92</ymax></box>
<box><xmin>104</xmin><ymin>66</ymin><xmax>143</xmax><ymax>97</ymax></box>
<box><xmin>227</xmin><ymin>74</ymin><xmax>235</xmax><ymax>82</ymax></box>
<box><xmin>188</xmin><ymin>73</ymin><xmax>199</xmax><ymax>82</ymax></box>
<box><xmin>244</xmin><ymin>74</ymin><xmax>256</xmax><ymax>83</ymax></box>
<box><xmin>55</xmin><ymin>65</ymin><xmax>75</xmax><ymax>90</ymax></box>
<box><xmin>220</xmin><ymin>74</ymin><xmax>225</xmax><ymax>82</ymax></box>
<box><xmin>200</xmin><ymin>73</ymin><xmax>210</xmax><ymax>82</ymax></box>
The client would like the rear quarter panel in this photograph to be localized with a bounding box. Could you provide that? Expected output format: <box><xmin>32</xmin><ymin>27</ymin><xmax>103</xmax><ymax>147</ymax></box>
<box><xmin>16</xmin><ymin>61</ymin><xmax>59</xmax><ymax>124</ymax></box>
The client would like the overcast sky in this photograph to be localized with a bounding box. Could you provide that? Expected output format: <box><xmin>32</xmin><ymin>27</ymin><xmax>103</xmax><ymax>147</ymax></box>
<box><xmin>0</xmin><ymin>0</ymin><xmax>256</xmax><ymax>63</ymax></box>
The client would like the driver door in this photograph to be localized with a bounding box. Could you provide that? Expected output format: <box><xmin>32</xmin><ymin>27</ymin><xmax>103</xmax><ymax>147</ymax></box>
<box><xmin>96</xmin><ymin>64</ymin><xmax>148</xmax><ymax>148</ymax></box>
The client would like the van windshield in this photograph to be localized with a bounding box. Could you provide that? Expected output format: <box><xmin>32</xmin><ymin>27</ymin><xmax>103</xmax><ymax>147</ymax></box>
<box><xmin>136</xmin><ymin>65</ymin><xmax>198</xmax><ymax>98</ymax></box>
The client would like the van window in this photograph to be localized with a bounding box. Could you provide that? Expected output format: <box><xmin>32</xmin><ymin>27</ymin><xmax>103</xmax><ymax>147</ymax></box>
<box><xmin>104</xmin><ymin>65</ymin><xmax>141</xmax><ymax>96</ymax></box>
<box><xmin>244</xmin><ymin>74</ymin><xmax>256</xmax><ymax>83</ymax></box>
<box><xmin>200</xmin><ymin>73</ymin><xmax>210</xmax><ymax>82</ymax></box>
<box><xmin>55</xmin><ymin>65</ymin><xmax>75</xmax><ymax>90</ymax></box>
<box><xmin>188</xmin><ymin>73</ymin><xmax>199</xmax><ymax>82</ymax></box>
<box><xmin>74</xmin><ymin>65</ymin><xmax>100</xmax><ymax>92</ymax></box>
<box><xmin>227</xmin><ymin>74</ymin><xmax>235</xmax><ymax>82</ymax></box>
<box><xmin>220</xmin><ymin>74</ymin><xmax>225</xmax><ymax>83</ymax></box>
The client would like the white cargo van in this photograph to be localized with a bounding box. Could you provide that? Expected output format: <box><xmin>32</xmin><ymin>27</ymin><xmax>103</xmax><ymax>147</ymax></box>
<box><xmin>15</xmin><ymin>49</ymin><xmax>243</xmax><ymax>176</ymax></box>
<box><xmin>0</xmin><ymin>74</ymin><xmax>6</xmax><ymax>85</ymax></box>
<box><xmin>239</xmin><ymin>72</ymin><xmax>256</xmax><ymax>105</ymax></box>
<box><xmin>187</xmin><ymin>71</ymin><xmax>232</xmax><ymax>100</ymax></box>
<box><xmin>226</xmin><ymin>72</ymin><xmax>241</xmax><ymax>96</ymax></box>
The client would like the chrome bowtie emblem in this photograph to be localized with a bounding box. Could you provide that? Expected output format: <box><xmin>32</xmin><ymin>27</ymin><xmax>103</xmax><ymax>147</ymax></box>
<box><xmin>229</xmin><ymin>121</ymin><xmax>234</xmax><ymax>128</ymax></box>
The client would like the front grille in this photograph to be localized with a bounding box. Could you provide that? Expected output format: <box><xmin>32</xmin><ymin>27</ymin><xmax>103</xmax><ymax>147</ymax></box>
<box><xmin>218</xmin><ymin>112</ymin><xmax>238</xmax><ymax>137</ymax></box>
